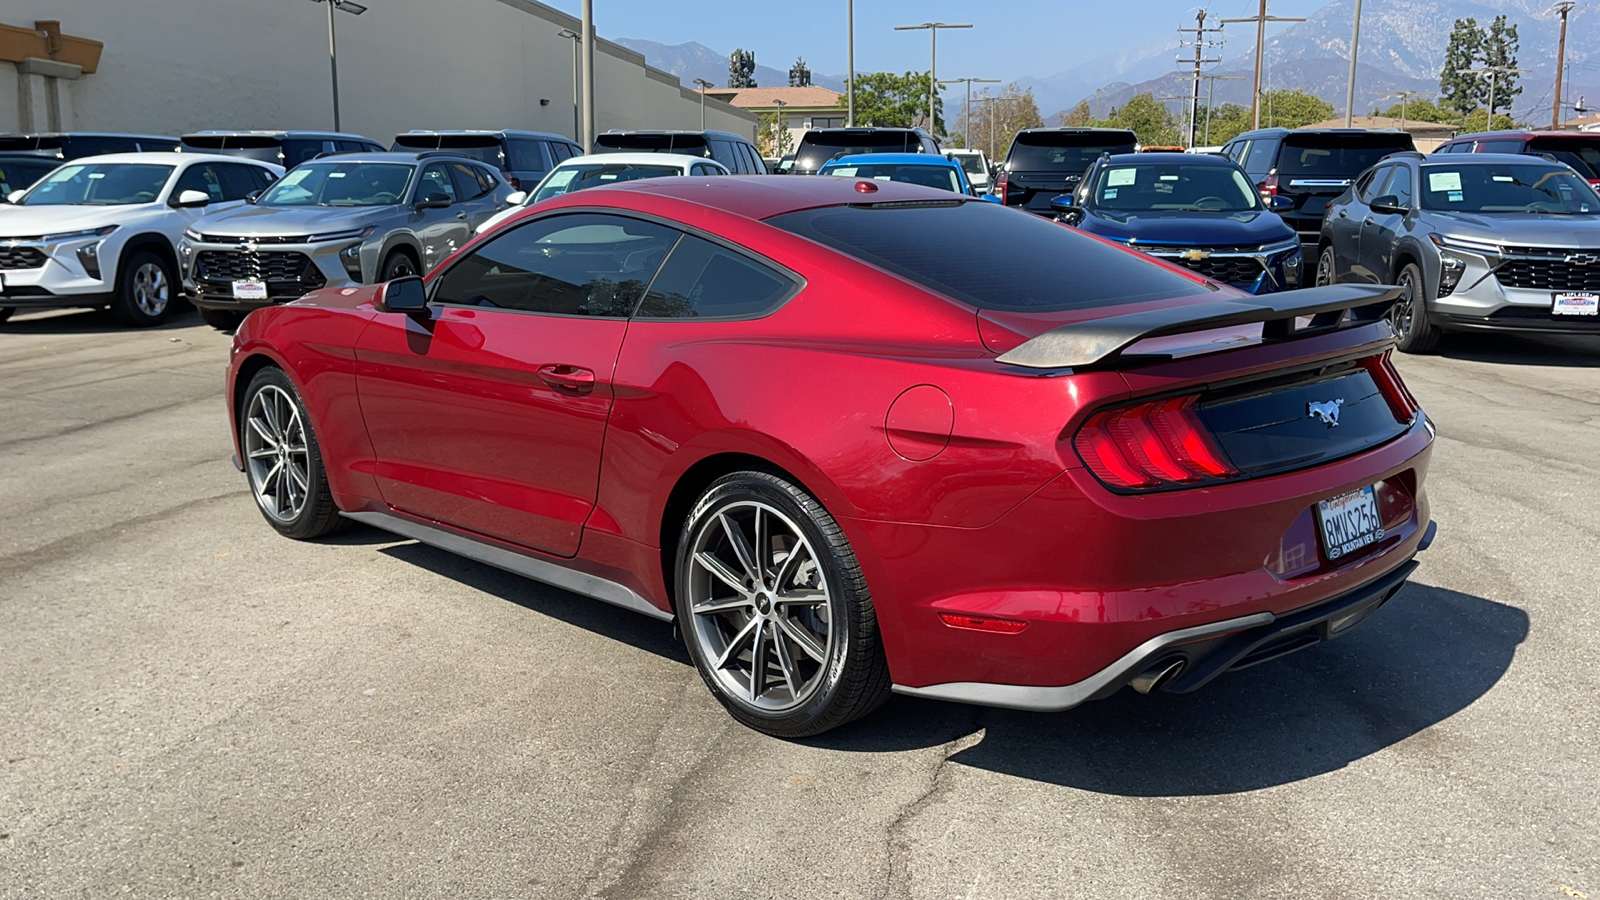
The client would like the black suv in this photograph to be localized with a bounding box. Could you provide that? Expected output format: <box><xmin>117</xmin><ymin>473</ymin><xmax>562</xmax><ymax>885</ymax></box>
<box><xmin>594</xmin><ymin>130</ymin><xmax>767</xmax><ymax>174</ymax></box>
<box><xmin>792</xmin><ymin>128</ymin><xmax>940</xmax><ymax>175</ymax></box>
<box><xmin>1221</xmin><ymin>128</ymin><xmax>1416</xmax><ymax>247</ymax></box>
<box><xmin>995</xmin><ymin>128</ymin><xmax>1137</xmax><ymax>215</ymax></box>
<box><xmin>0</xmin><ymin>132</ymin><xmax>180</xmax><ymax>159</ymax></box>
<box><xmin>181</xmin><ymin>131</ymin><xmax>386</xmax><ymax>168</ymax></box>
<box><xmin>391</xmin><ymin>130</ymin><xmax>583</xmax><ymax>191</ymax></box>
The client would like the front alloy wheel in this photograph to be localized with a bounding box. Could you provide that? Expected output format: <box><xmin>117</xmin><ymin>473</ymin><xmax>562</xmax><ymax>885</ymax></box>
<box><xmin>240</xmin><ymin>368</ymin><xmax>345</xmax><ymax>539</ymax></box>
<box><xmin>677</xmin><ymin>471</ymin><xmax>890</xmax><ymax>737</ymax></box>
<box><xmin>1390</xmin><ymin>261</ymin><xmax>1441</xmax><ymax>354</ymax></box>
<box><xmin>110</xmin><ymin>251</ymin><xmax>176</xmax><ymax>327</ymax></box>
<box><xmin>1314</xmin><ymin>245</ymin><xmax>1337</xmax><ymax>287</ymax></box>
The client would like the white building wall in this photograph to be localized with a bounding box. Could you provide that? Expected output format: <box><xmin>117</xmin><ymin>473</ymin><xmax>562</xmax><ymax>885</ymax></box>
<box><xmin>2</xmin><ymin>0</ymin><xmax>756</xmax><ymax>143</ymax></box>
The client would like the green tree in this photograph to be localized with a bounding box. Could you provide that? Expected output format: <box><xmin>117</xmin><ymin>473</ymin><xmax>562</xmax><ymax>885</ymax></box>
<box><xmin>1195</xmin><ymin>102</ymin><xmax>1253</xmax><ymax>146</ymax></box>
<box><xmin>958</xmin><ymin>83</ymin><xmax>1043</xmax><ymax>161</ymax></box>
<box><xmin>1484</xmin><ymin>14</ymin><xmax>1521</xmax><ymax>116</ymax></box>
<box><xmin>1440</xmin><ymin>18</ymin><xmax>1486</xmax><ymax>116</ymax></box>
<box><xmin>1060</xmin><ymin>100</ymin><xmax>1092</xmax><ymax>127</ymax></box>
<box><xmin>839</xmin><ymin>71</ymin><xmax>944</xmax><ymax>134</ymax></box>
<box><xmin>1092</xmin><ymin>92</ymin><xmax>1182</xmax><ymax>145</ymax></box>
<box><xmin>757</xmin><ymin>110</ymin><xmax>793</xmax><ymax>157</ymax></box>
<box><xmin>1378</xmin><ymin>97</ymin><xmax>1453</xmax><ymax>123</ymax></box>
<box><xmin>1460</xmin><ymin>108</ymin><xmax>1516</xmax><ymax>132</ymax></box>
<box><xmin>1257</xmin><ymin>89</ymin><xmax>1335</xmax><ymax>129</ymax></box>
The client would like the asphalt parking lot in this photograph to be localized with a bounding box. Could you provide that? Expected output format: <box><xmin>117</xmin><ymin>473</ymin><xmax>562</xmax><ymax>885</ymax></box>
<box><xmin>2</xmin><ymin>307</ymin><xmax>1596</xmax><ymax>900</ymax></box>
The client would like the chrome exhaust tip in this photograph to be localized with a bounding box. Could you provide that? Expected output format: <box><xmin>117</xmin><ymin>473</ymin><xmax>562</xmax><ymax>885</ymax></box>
<box><xmin>1130</xmin><ymin>658</ymin><xmax>1186</xmax><ymax>695</ymax></box>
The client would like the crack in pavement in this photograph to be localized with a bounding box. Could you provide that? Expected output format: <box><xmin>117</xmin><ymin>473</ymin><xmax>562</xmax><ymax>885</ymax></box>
<box><xmin>877</xmin><ymin>709</ymin><xmax>986</xmax><ymax>900</ymax></box>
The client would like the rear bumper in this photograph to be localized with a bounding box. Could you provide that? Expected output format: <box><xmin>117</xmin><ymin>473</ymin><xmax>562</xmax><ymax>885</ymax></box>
<box><xmin>894</xmin><ymin>534</ymin><xmax>1430</xmax><ymax>712</ymax></box>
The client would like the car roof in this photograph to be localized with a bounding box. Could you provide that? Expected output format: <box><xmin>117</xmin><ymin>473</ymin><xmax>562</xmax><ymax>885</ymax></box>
<box><xmin>1102</xmin><ymin>151</ymin><xmax>1230</xmax><ymax>165</ymax></box>
<box><xmin>595</xmin><ymin>174</ymin><xmax>975</xmax><ymax>220</ymax></box>
<box><xmin>1016</xmin><ymin>127</ymin><xmax>1136</xmax><ymax>135</ymax></box>
<box><xmin>183</xmin><ymin>130</ymin><xmax>374</xmax><ymax>140</ymax></box>
<box><xmin>806</xmin><ymin>127</ymin><xmax>928</xmax><ymax>135</ymax></box>
<box><xmin>1420</xmin><ymin>152</ymin><xmax>1569</xmax><ymax>166</ymax></box>
<box><xmin>1450</xmin><ymin>129</ymin><xmax>1600</xmax><ymax>140</ymax></box>
<box><xmin>299</xmin><ymin>151</ymin><xmax>440</xmax><ymax>164</ymax></box>
<box><xmin>51</xmin><ymin>151</ymin><xmax>265</xmax><ymax>165</ymax></box>
<box><xmin>0</xmin><ymin>131</ymin><xmax>178</xmax><ymax>140</ymax></box>
<box><xmin>599</xmin><ymin>130</ymin><xmax>748</xmax><ymax>140</ymax></box>
<box><xmin>558</xmin><ymin>152</ymin><xmax>721</xmax><ymax>167</ymax></box>
<box><xmin>822</xmin><ymin>153</ymin><xmax>959</xmax><ymax>166</ymax></box>
<box><xmin>395</xmin><ymin>129</ymin><xmax>574</xmax><ymax>141</ymax></box>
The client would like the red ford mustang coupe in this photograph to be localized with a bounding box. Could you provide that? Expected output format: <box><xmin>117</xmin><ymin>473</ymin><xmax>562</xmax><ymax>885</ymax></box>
<box><xmin>226</xmin><ymin>176</ymin><xmax>1435</xmax><ymax>737</ymax></box>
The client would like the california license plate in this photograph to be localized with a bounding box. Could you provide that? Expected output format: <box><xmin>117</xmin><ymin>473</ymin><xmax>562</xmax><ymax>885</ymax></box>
<box><xmin>1552</xmin><ymin>292</ymin><xmax>1599</xmax><ymax>316</ymax></box>
<box><xmin>232</xmin><ymin>280</ymin><xmax>267</xmax><ymax>300</ymax></box>
<box><xmin>1316</xmin><ymin>485</ymin><xmax>1384</xmax><ymax>561</ymax></box>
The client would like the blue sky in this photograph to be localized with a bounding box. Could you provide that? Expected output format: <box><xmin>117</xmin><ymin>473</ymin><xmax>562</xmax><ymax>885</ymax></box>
<box><xmin>541</xmin><ymin>0</ymin><xmax>1333</xmax><ymax>83</ymax></box>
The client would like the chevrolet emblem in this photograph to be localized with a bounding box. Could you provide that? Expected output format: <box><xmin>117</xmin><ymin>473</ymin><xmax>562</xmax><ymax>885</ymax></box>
<box><xmin>1179</xmin><ymin>249</ymin><xmax>1212</xmax><ymax>261</ymax></box>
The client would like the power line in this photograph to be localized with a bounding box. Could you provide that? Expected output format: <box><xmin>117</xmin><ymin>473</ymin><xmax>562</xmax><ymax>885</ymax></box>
<box><xmin>1220</xmin><ymin>1</ymin><xmax>1306</xmax><ymax>129</ymax></box>
<box><xmin>1176</xmin><ymin>9</ymin><xmax>1225</xmax><ymax>146</ymax></box>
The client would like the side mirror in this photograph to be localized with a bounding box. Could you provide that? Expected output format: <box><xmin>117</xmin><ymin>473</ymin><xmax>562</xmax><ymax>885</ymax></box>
<box><xmin>1049</xmin><ymin>195</ymin><xmax>1086</xmax><ymax>225</ymax></box>
<box><xmin>378</xmin><ymin>275</ymin><xmax>429</xmax><ymax>315</ymax></box>
<box><xmin>173</xmin><ymin>189</ymin><xmax>212</xmax><ymax>208</ymax></box>
<box><xmin>245</xmin><ymin>189</ymin><xmax>263</xmax><ymax>204</ymax></box>
<box><xmin>504</xmin><ymin>190</ymin><xmax>528</xmax><ymax>206</ymax></box>
<box><xmin>415</xmin><ymin>192</ymin><xmax>452</xmax><ymax>211</ymax></box>
<box><xmin>1370</xmin><ymin>194</ymin><xmax>1409</xmax><ymax>215</ymax></box>
<box><xmin>9</xmin><ymin>189</ymin><xmax>28</xmax><ymax>203</ymax></box>
<box><xmin>1268</xmin><ymin>194</ymin><xmax>1295</xmax><ymax>212</ymax></box>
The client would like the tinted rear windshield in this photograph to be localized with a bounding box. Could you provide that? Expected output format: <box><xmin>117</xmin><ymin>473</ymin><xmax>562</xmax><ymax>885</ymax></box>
<box><xmin>392</xmin><ymin>135</ymin><xmax>506</xmax><ymax>167</ymax></box>
<box><xmin>1526</xmin><ymin>136</ymin><xmax>1600</xmax><ymax>178</ymax></box>
<box><xmin>798</xmin><ymin>132</ymin><xmax>920</xmax><ymax>165</ymax></box>
<box><xmin>1007</xmin><ymin>132</ymin><xmax>1137</xmax><ymax>171</ymax></box>
<box><xmin>0</xmin><ymin>136</ymin><xmax>167</xmax><ymax>157</ymax></box>
<box><xmin>595</xmin><ymin>134</ymin><xmax>710</xmax><ymax>155</ymax></box>
<box><xmin>767</xmin><ymin>200</ymin><xmax>1206</xmax><ymax>312</ymax></box>
<box><xmin>1278</xmin><ymin>135</ymin><xmax>1413</xmax><ymax>177</ymax></box>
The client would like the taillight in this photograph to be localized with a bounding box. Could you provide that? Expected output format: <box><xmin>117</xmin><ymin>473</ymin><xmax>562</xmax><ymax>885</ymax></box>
<box><xmin>1258</xmin><ymin>174</ymin><xmax>1279</xmax><ymax>200</ymax></box>
<box><xmin>995</xmin><ymin>171</ymin><xmax>1009</xmax><ymax>205</ymax></box>
<box><xmin>1073</xmin><ymin>395</ymin><xmax>1238</xmax><ymax>491</ymax></box>
<box><xmin>1364</xmin><ymin>352</ymin><xmax>1420</xmax><ymax>421</ymax></box>
<box><xmin>506</xmin><ymin>172</ymin><xmax>520</xmax><ymax>190</ymax></box>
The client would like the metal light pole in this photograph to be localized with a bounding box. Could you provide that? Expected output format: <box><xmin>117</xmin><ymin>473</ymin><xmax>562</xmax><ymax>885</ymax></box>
<box><xmin>940</xmin><ymin>77</ymin><xmax>998</xmax><ymax>146</ymax></box>
<box><xmin>580</xmin><ymin>0</ymin><xmax>595</xmax><ymax>152</ymax></box>
<box><xmin>772</xmin><ymin>99</ymin><xmax>788</xmax><ymax>156</ymax></box>
<box><xmin>559</xmin><ymin>29</ymin><xmax>582</xmax><ymax>142</ymax></box>
<box><xmin>1202</xmin><ymin>74</ymin><xmax>1246</xmax><ymax>145</ymax></box>
<box><xmin>1379</xmin><ymin>89</ymin><xmax>1424</xmax><ymax>129</ymax></box>
<box><xmin>1222</xmin><ymin>2</ymin><xmax>1305</xmax><ymax>130</ymax></box>
<box><xmin>894</xmin><ymin>22</ymin><xmax>972</xmax><ymax>134</ymax></box>
<box><xmin>693</xmin><ymin>77</ymin><xmax>714</xmax><ymax>130</ymax></box>
<box><xmin>1552</xmin><ymin>2</ymin><xmax>1577</xmax><ymax>128</ymax></box>
<box><xmin>846</xmin><ymin>0</ymin><xmax>855</xmax><ymax>126</ymax></box>
<box><xmin>1344</xmin><ymin>0</ymin><xmax>1364</xmax><ymax>127</ymax></box>
<box><xmin>309</xmin><ymin>0</ymin><xmax>367</xmax><ymax>132</ymax></box>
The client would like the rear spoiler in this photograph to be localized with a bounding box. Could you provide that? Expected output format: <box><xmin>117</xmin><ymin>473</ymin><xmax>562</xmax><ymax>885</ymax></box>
<box><xmin>994</xmin><ymin>284</ymin><xmax>1402</xmax><ymax>370</ymax></box>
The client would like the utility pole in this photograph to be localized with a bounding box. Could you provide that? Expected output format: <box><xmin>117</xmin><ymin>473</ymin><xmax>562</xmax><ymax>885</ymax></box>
<box><xmin>559</xmin><ymin>29</ymin><xmax>583</xmax><ymax>141</ymax></box>
<box><xmin>895</xmin><ymin>22</ymin><xmax>973</xmax><ymax>135</ymax></box>
<box><xmin>1552</xmin><ymin>1</ymin><xmax>1577</xmax><ymax>128</ymax></box>
<box><xmin>1221</xmin><ymin>1</ymin><xmax>1305</xmax><ymax>130</ymax></box>
<box><xmin>1201</xmin><ymin>74</ymin><xmax>1246</xmax><ymax>145</ymax></box>
<box><xmin>580</xmin><ymin>0</ymin><xmax>595</xmax><ymax>151</ymax></box>
<box><xmin>846</xmin><ymin>0</ymin><xmax>855</xmax><ymax>126</ymax></box>
<box><xmin>940</xmin><ymin>77</ymin><xmax>1000</xmax><ymax>145</ymax></box>
<box><xmin>1344</xmin><ymin>0</ymin><xmax>1364</xmax><ymax>127</ymax></box>
<box><xmin>1378</xmin><ymin>89</ymin><xmax>1425</xmax><ymax>129</ymax></box>
<box><xmin>1176</xmin><ymin>9</ymin><xmax>1224</xmax><ymax>147</ymax></box>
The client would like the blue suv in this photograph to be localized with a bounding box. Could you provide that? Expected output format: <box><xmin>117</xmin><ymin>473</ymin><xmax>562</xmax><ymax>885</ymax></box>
<box><xmin>1052</xmin><ymin>152</ymin><xmax>1302</xmax><ymax>294</ymax></box>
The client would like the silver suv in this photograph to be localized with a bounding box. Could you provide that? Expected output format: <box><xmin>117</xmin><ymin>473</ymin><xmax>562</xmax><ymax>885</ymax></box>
<box><xmin>179</xmin><ymin>151</ymin><xmax>511</xmax><ymax>330</ymax></box>
<box><xmin>1316</xmin><ymin>152</ymin><xmax>1600</xmax><ymax>352</ymax></box>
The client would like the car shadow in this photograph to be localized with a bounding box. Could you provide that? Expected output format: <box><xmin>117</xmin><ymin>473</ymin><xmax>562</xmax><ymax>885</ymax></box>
<box><xmin>376</xmin><ymin>538</ymin><xmax>691</xmax><ymax>665</ymax></box>
<box><xmin>0</xmin><ymin>307</ymin><xmax>203</xmax><ymax>334</ymax></box>
<box><xmin>1439</xmin><ymin>330</ymin><xmax>1600</xmax><ymax>367</ymax></box>
<box><xmin>817</xmin><ymin>581</ymin><xmax>1528</xmax><ymax>795</ymax></box>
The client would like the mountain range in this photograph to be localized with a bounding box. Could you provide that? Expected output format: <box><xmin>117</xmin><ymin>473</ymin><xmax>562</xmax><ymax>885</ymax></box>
<box><xmin>622</xmin><ymin>0</ymin><xmax>1600</xmax><ymax>128</ymax></box>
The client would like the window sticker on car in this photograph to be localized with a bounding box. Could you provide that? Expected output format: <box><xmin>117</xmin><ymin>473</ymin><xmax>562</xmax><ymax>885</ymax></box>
<box><xmin>1107</xmin><ymin>168</ymin><xmax>1137</xmax><ymax>187</ymax></box>
<box><xmin>1492</xmin><ymin>175</ymin><xmax>1514</xmax><ymax>182</ymax></box>
<box><xmin>327</xmin><ymin>172</ymin><xmax>347</xmax><ymax>179</ymax></box>
<box><xmin>1104</xmin><ymin>188</ymin><xmax>1118</xmax><ymax>199</ymax></box>
<box><xmin>1448</xmin><ymin>190</ymin><xmax>1464</xmax><ymax>202</ymax></box>
<box><xmin>1159</xmin><ymin>174</ymin><xmax>1179</xmax><ymax>181</ymax></box>
<box><xmin>88</xmin><ymin>172</ymin><xmax>105</xmax><ymax>179</ymax></box>
<box><xmin>1428</xmin><ymin>171</ymin><xmax>1462</xmax><ymax>192</ymax></box>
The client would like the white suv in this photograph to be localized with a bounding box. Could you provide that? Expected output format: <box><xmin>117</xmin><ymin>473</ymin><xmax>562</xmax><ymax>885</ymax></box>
<box><xmin>0</xmin><ymin>152</ymin><xmax>282</xmax><ymax>326</ymax></box>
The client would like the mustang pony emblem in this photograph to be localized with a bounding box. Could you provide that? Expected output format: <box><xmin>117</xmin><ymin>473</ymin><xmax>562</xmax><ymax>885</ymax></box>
<box><xmin>1307</xmin><ymin>399</ymin><xmax>1343</xmax><ymax>427</ymax></box>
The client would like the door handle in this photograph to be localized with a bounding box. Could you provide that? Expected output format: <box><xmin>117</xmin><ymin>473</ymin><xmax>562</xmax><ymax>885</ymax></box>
<box><xmin>537</xmin><ymin>364</ymin><xmax>596</xmax><ymax>394</ymax></box>
<box><xmin>456</xmin><ymin>212</ymin><xmax>469</xmax><ymax>220</ymax></box>
<box><xmin>1362</xmin><ymin>216</ymin><xmax>1373</xmax><ymax>226</ymax></box>
<box><xmin>1337</xmin><ymin>209</ymin><xmax>1348</xmax><ymax>218</ymax></box>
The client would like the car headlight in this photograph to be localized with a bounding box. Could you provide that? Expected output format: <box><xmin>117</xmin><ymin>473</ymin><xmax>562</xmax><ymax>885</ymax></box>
<box><xmin>308</xmin><ymin>226</ymin><xmax>377</xmax><ymax>243</ymax></box>
<box><xmin>75</xmin><ymin>242</ymin><xmax>105</xmax><ymax>279</ymax></box>
<box><xmin>1258</xmin><ymin>238</ymin><xmax>1302</xmax><ymax>258</ymax></box>
<box><xmin>183</xmin><ymin>227</ymin><xmax>203</xmax><ymax>242</ymax></box>
<box><xmin>1430</xmin><ymin>233</ymin><xmax>1501</xmax><ymax>256</ymax></box>
<box><xmin>42</xmin><ymin>225</ymin><xmax>118</xmax><ymax>243</ymax></box>
<box><xmin>338</xmin><ymin>242</ymin><xmax>365</xmax><ymax>280</ymax></box>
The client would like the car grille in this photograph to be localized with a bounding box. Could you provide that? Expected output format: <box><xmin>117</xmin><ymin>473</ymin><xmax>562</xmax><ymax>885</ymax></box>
<box><xmin>195</xmin><ymin>250</ymin><xmax>326</xmax><ymax>295</ymax></box>
<box><xmin>1496</xmin><ymin>259</ymin><xmax>1600</xmax><ymax>292</ymax></box>
<box><xmin>0</xmin><ymin>246</ymin><xmax>46</xmax><ymax>269</ymax></box>
<box><xmin>1145</xmin><ymin>251</ymin><xmax>1265</xmax><ymax>284</ymax></box>
<box><xmin>192</xmin><ymin>233</ymin><xmax>309</xmax><ymax>244</ymax></box>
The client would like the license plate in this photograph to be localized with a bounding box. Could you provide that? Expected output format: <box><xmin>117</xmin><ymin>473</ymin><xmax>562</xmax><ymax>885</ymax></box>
<box><xmin>1553</xmin><ymin>292</ymin><xmax>1599</xmax><ymax>316</ymax></box>
<box><xmin>1316</xmin><ymin>485</ymin><xmax>1385</xmax><ymax>561</ymax></box>
<box><xmin>232</xmin><ymin>280</ymin><xmax>267</xmax><ymax>300</ymax></box>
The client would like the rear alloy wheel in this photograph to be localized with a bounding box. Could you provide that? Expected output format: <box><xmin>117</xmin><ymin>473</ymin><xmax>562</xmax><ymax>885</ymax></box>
<box><xmin>241</xmin><ymin>367</ymin><xmax>345</xmax><ymax>539</ymax></box>
<box><xmin>110</xmin><ymin>251</ymin><xmax>176</xmax><ymax>327</ymax></box>
<box><xmin>200</xmin><ymin>307</ymin><xmax>246</xmax><ymax>333</ymax></box>
<box><xmin>1390</xmin><ymin>261</ymin><xmax>1442</xmax><ymax>354</ymax></box>
<box><xmin>1314</xmin><ymin>245</ymin><xmax>1337</xmax><ymax>287</ymax></box>
<box><xmin>676</xmin><ymin>471</ymin><xmax>891</xmax><ymax>738</ymax></box>
<box><xmin>380</xmin><ymin>251</ymin><xmax>418</xmax><ymax>282</ymax></box>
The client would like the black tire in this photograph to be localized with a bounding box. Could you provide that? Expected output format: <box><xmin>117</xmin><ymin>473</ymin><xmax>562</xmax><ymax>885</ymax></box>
<box><xmin>1314</xmin><ymin>244</ymin><xmax>1338</xmax><ymax>287</ymax></box>
<box><xmin>1391</xmin><ymin>261</ymin><xmax>1442</xmax><ymax>354</ymax></box>
<box><xmin>0</xmin><ymin>307</ymin><xmax>12</xmax><ymax>324</ymax></box>
<box><xmin>239</xmin><ymin>367</ymin><xmax>346</xmax><ymax>540</ymax></box>
<box><xmin>200</xmin><ymin>307</ymin><xmax>247</xmax><ymax>333</ymax></box>
<box><xmin>379</xmin><ymin>250</ymin><xmax>419</xmax><ymax>282</ymax></box>
<box><xmin>675</xmin><ymin>470</ymin><xmax>891</xmax><ymax>738</ymax></box>
<box><xmin>110</xmin><ymin>250</ymin><xmax>176</xmax><ymax>327</ymax></box>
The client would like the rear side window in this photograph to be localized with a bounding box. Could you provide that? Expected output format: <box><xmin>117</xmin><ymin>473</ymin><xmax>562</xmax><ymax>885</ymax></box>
<box><xmin>1006</xmin><ymin>132</ymin><xmax>1137</xmax><ymax>172</ymax></box>
<box><xmin>281</xmin><ymin>140</ymin><xmax>326</xmax><ymax>166</ymax></box>
<box><xmin>1477</xmin><ymin>139</ymin><xmax>1523</xmax><ymax>154</ymax></box>
<box><xmin>636</xmin><ymin>234</ymin><xmax>796</xmax><ymax>318</ymax></box>
<box><xmin>1278</xmin><ymin>136</ymin><xmax>1414</xmax><ymax>177</ymax></box>
<box><xmin>507</xmin><ymin>139</ymin><xmax>550</xmax><ymax>172</ymax></box>
<box><xmin>448</xmin><ymin>162</ymin><xmax>495</xmax><ymax>199</ymax></box>
<box><xmin>1527</xmin><ymin>136</ymin><xmax>1600</xmax><ymax>179</ymax></box>
<box><xmin>768</xmin><ymin>201</ymin><xmax>1206</xmax><ymax>313</ymax></box>
<box><xmin>1242</xmin><ymin>140</ymin><xmax>1277</xmax><ymax>175</ymax></box>
<box><xmin>708</xmin><ymin>140</ymin><xmax>740</xmax><ymax>171</ymax></box>
<box><xmin>215</xmin><ymin>163</ymin><xmax>270</xmax><ymax>199</ymax></box>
